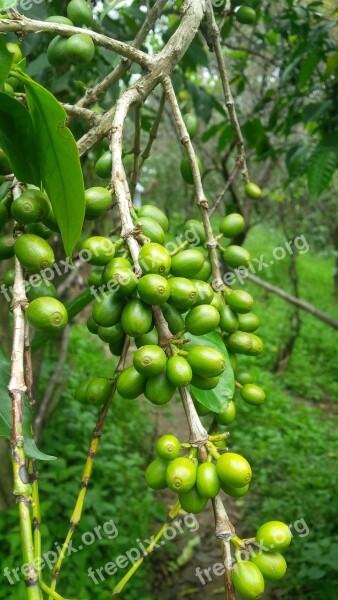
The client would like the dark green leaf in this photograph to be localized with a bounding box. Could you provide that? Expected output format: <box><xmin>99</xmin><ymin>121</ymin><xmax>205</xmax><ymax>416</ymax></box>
<box><xmin>185</xmin><ymin>331</ymin><xmax>235</xmax><ymax>413</ymax></box>
<box><xmin>218</xmin><ymin>124</ymin><xmax>234</xmax><ymax>152</ymax></box>
<box><xmin>307</xmin><ymin>147</ymin><xmax>338</xmax><ymax>200</ymax></box>
<box><xmin>299</xmin><ymin>53</ymin><xmax>319</xmax><ymax>88</ymax></box>
<box><xmin>0</xmin><ymin>351</ymin><xmax>56</xmax><ymax>460</ymax></box>
<box><xmin>302</xmin><ymin>101</ymin><xmax>332</xmax><ymax>123</ymax></box>
<box><xmin>201</xmin><ymin>122</ymin><xmax>224</xmax><ymax>143</ymax></box>
<box><xmin>0</xmin><ymin>93</ymin><xmax>40</xmax><ymax>185</ymax></box>
<box><xmin>21</xmin><ymin>74</ymin><xmax>85</xmax><ymax>256</ymax></box>
<box><xmin>0</xmin><ymin>38</ymin><xmax>13</xmax><ymax>87</ymax></box>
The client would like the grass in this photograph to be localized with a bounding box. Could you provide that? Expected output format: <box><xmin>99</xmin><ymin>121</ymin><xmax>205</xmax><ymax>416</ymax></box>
<box><xmin>223</xmin><ymin>225</ymin><xmax>338</xmax><ymax>598</ymax></box>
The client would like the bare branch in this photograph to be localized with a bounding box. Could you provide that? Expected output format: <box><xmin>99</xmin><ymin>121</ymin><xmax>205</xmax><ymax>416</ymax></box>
<box><xmin>0</xmin><ymin>16</ymin><xmax>152</xmax><ymax>69</ymax></box>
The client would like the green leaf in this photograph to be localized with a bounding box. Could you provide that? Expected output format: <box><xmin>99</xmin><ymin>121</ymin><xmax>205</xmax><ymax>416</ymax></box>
<box><xmin>0</xmin><ymin>93</ymin><xmax>40</xmax><ymax>185</ymax></box>
<box><xmin>307</xmin><ymin>146</ymin><xmax>338</xmax><ymax>200</ymax></box>
<box><xmin>201</xmin><ymin>122</ymin><xmax>224</xmax><ymax>143</ymax></box>
<box><xmin>217</xmin><ymin>124</ymin><xmax>234</xmax><ymax>152</ymax></box>
<box><xmin>185</xmin><ymin>331</ymin><xmax>235</xmax><ymax>413</ymax></box>
<box><xmin>20</xmin><ymin>73</ymin><xmax>85</xmax><ymax>256</ymax></box>
<box><xmin>0</xmin><ymin>351</ymin><xmax>56</xmax><ymax>460</ymax></box>
<box><xmin>0</xmin><ymin>38</ymin><xmax>13</xmax><ymax>87</ymax></box>
<box><xmin>299</xmin><ymin>53</ymin><xmax>319</xmax><ymax>88</ymax></box>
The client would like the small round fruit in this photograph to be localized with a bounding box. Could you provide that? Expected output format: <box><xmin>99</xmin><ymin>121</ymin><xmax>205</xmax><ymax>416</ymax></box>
<box><xmin>27</xmin><ymin>277</ymin><xmax>57</xmax><ymax>301</ymax></box>
<box><xmin>145</xmin><ymin>458</ymin><xmax>169</xmax><ymax>490</ymax></box>
<box><xmin>136</xmin><ymin>216</ymin><xmax>165</xmax><ymax>245</ymax></box>
<box><xmin>135</xmin><ymin>327</ymin><xmax>159</xmax><ymax>348</ymax></box>
<box><xmin>219</xmin><ymin>213</ymin><xmax>245</xmax><ymax>237</ymax></box>
<box><xmin>193</xmin><ymin>399</ymin><xmax>211</xmax><ymax>416</ymax></box>
<box><xmin>245</xmin><ymin>181</ymin><xmax>262</xmax><ymax>199</ymax></box>
<box><xmin>137</xmin><ymin>274</ymin><xmax>170</xmax><ymax>305</ymax></box>
<box><xmin>241</xmin><ymin>384</ymin><xmax>266</xmax><ymax>405</ymax></box>
<box><xmin>138</xmin><ymin>205</ymin><xmax>169</xmax><ymax>232</ymax></box>
<box><xmin>232</xmin><ymin>561</ymin><xmax>264</xmax><ymax>600</ymax></box>
<box><xmin>85</xmin><ymin>187</ymin><xmax>112</xmax><ymax>219</ymax></box>
<box><xmin>46</xmin><ymin>16</ymin><xmax>74</xmax><ymax>25</ymax></box>
<box><xmin>187</xmin><ymin>346</ymin><xmax>225</xmax><ymax>378</ymax></box>
<box><xmin>211</xmin><ymin>292</ymin><xmax>223</xmax><ymax>311</ymax></box>
<box><xmin>14</xmin><ymin>234</ymin><xmax>55</xmax><ymax>273</ymax></box>
<box><xmin>139</xmin><ymin>242</ymin><xmax>171</xmax><ymax>275</ymax></box>
<box><xmin>235</xmin><ymin>6</ymin><xmax>257</xmax><ymax>25</ymax></box>
<box><xmin>166</xmin><ymin>457</ymin><xmax>197</xmax><ymax>493</ymax></box>
<box><xmin>67</xmin><ymin>0</ymin><xmax>94</xmax><ymax>27</ymax></box>
<box><xmin>227</xmin><ymin>290</ymin><xmax>254</xmax><ymax>313</ymax></box>
<box><xmin>236</xmin><ymin>370</ymin><xmax>255</xmax><ymax>385</ymax></box>
<box><xmin>74</xmin><ymin>380</ymin><xmax>88</xmax><ymax>403</ymax></box>
<box><xmin>185</xmin><ymin>304</ymin><xmax>220</xmax><ymax>335</ymax></box>
<box><xmin>194</xmin><ymin>260</ymin><xmax>212</xmax><ymax>282</ymax></box>
<box><xmin>145</xmin><ymin>372</ymin><xmax>175</xmax><ymax>405</ymax></box>
<box><xmin>116</xmin><ymin>366</ymin><xmax>146</xmax><ymax>399</ymax></box>
<box><xmin>196</xmin><ymin>463</ymin><xmax>220</xmax><ymax>499</ymax></box>
<box><xmin>216</xmin><ymin>452</ymin><xmax>252</xmax><ymax>488</ymax></box>
<box><xmin>183</xmin><ymin>113</ymin><xmax>198</xmax><ymax>139</ymax></box>
<box><xmin>109</xmin><ymin>338</ymin><xmax>125</xmax><ymax>356</ymax></box>
<box><xmin>0</xmin><ymin>234</ymin><xmax>14</xmax><ymax>259</ymax></box>
<box><xmin>251</xmin><ymin>551</ymin><xmax>287</xmax><ymax>582</ymax></box>
<box><xmin>168</xmin><ymin>277</ymin><xmax>197</xmax><ymax>310</ymax></box>
<box><xmin>221</xmin><ymin>482</ymin><xmax>249</xmax><ymax>497</ymax></box>
<box><xmin>227</xmin><ymin>332</ymin><xmax>263</xmax><ymax>356</ymax></box>
<box><xmin>94</xmin><ymin>152</ymin><xmax>112</xmax><ymax>179</ymax></box>
<box><xmin>184</xmin><ymin>219</ymin><xmax>206</xmax><ymax>244</ymax></box>
<box><xmin>87</xmin><ymin>267</ymin><xmax>103</xmax><ymax>288</ymax></box>
<box><xmin>11</xmin><ymin>190</ymin><xmax>50</xmax><ymax>225</ymax></box>
<box><xmin>98</xmin><ymin>323</ymin><xmax>123</xmax><ymax>344</ymax></box>
<box><xmin>92</xmin><ymin>293</ymin><xmax>124</xmax><ymax>327</ymax></box>
<box><xmin>47</xmin><ymin>36</ymin><xmax>69</xmax><ymax>68</ymax></box>
<box><xmin>106</xmin><ymin>266</ymin><xmax>138</xmax><ymax>296</ymax></box>
<box><xmin>0</xmin><ymin>203</ymin><xmax>8</xmax><ymax>231</ymax></box>
<box><xmin>238</xmin><ymin>312</ymin><xmax>260</xmax><ymax>332</ymax></box>
<box><xmin>3</xmin><ymin>269</ymin><xmax>14</xmax><ymax>287</ymax></box>
<box><xmin>255</xmin><ymin>521</ymin><xmax>292</xmax><ymax>551</ymax></box>
<box><xmin>219</xmin><ymin>305</ymin><xmax>239</xmax><ymax>334</ymax></box>
<box><xmin>191</xmin><ymin>374</ymin><xmax>219</xmax><ymax>390</ymax></box>
<box><xmin>85</xmin><ymin>377</ymin><xmax>112</xmax><ymax>405</ymax></box>
<box><xmin>133</xmin><ymin>345</ymin><xmax>167</xmax><ymax>377</ymax></box>
<box><xmin>192</xmin><ymin>280</ymin><xmax>214</xmax><ymax>305</ymax></box>
<box><xmin>166</xmin><ymin>356</ymin><xmax>192</xmax><ymax>387</ymax></box>
<box><xmin>180</xmin><ymin>155</ymin><xmax>203</xmax><ymax>185</ymax></box>
<box><xmin>215</xmin><ymin>400</ymin><xmax>236</xmax><ymax>425</ymax></box>
<box><xmin>121</xmin><ymin>299</ymin><xmax>152</xmax><ymax>337</ymax></box>
<box><xmin>156</xmin><ymin>434</ymin><xmax>181</xmax><ymax>460</ymax></box>
<box><xmin>65</xmin><ymin>34</ymin><xmax>95</xmax><ymax>65</ymax></box>
<box><xmin>161</xmin><ymin>303</ymin><xmax>185</xmax><ymax>334</ymax></box>
<box><xmin>223</xmin><ymin>245</ymin><xmax>251</xmax><ymax>268</ymax></box>
<box><xmin>179</xmin><ymin>487</ymin><xmax>208</xmax><ymax>514</ymax></box>
<box><xmin>26</xmin><ymin>297</ymin><xmax>68</xmax><ymax>333</ymax></box>
<box><xmin>171</xmin><ymin>249</ymin><xmax>205</xmax><ymax>278</ymax></box>
<box><xmin>27</xmin><ymin>223</ymin><xmax>52</xmax><ymax>239</ymax></box>
<box><xmin>81</xmin><ymin>236</ymin><xmax>115</xmax><ymax>266</ymax></box>
<box><xmin>87</xmin><ymin>315</ymin><xmax>98</xmax><ymax>334</ymax></box>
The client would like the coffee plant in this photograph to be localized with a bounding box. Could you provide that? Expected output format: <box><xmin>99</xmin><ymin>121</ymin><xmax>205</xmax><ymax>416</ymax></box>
<box><xmin>0</xmin><ymin>1</ymin><xmax>295</xmax><ymax>599</ymax></box>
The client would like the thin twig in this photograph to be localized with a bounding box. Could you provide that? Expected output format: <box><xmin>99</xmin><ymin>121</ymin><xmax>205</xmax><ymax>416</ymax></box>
<box><xmin>49</xmin><ymin>338</ymin><xmax>130</xmax><ymax>598</ymax></box>
<box><xmin>8</xmin><ymin>182</ymin><xmax>42</xmax><ymax>600</ymax></box>
<box><xmin>130</xmin><ymin>105</ymin><xmax>142</xmax><ymax>200</ymax></box>
<box><xmin>140</xmin><ymin>91</ymin><xmax>166</xmax><ymax>166</ymax></box>
<box><xmin>209</xmin><ymin>162</ymin><xmax>242</xmax><ymax>217</ymax></box>
<box><xmin>0</xmin><ymin>17</ymin><xmax>152</xmax><ymax>69</ymax></box>
<box><xmin>76</xmin><ymin>0</ymin><xmax>169</xmax><ymax>108</ymax></box>
<box><xmin>34</xmin><ymin>326</ymin><xmax>71</xmax><ymax>442</ymax></box>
